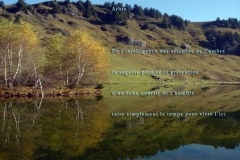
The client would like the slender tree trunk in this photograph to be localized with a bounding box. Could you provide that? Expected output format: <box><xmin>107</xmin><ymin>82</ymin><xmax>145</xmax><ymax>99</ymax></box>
<box><xmin>75</xmin><ymin>54</ymin><xmax>85</xmax><ymax>86</ymax></box>
<box><xmin>6</xmin><ymin>43</ymin><xmax>13</xmax><ymax>88</ymax></box>
<box><xmin>13</xmin><ymin>45</ymin><xmax>23</xmax><ymax>83</ymax></box>
<box><xmin>65</xmin><ymin>102</ymin><xmax>68</xmax><ymax>116</ymax></box>
<box><xmin>2</xmin><ymin>102</ymin><xmax>6</xmax><ymax>133</ymax></box>
<box><xmin>11</xmin><ymin>104</ymin><xmax>20</xmax><ymax>149</ymax></box>
<box><xmin>60</xmin><ymin>64</ymin><xmax>65</xmax><ymax>85</ymax></box>
<box><xmin>38</xmin><ymin>78</ymin><xmax>44</xmax><ymax>97</ymax></box>
<box><xmin>29</xmin><ymin>54</ymin><xmax>37</xmax><ymax>87</ymax></box>
<box><xmin>4</xmin><ymin>52</ymin><xmax>7</xmax><ymax>86</ymax></box>
<box><xmin>66</xmin><ymin>69</ymin><xmax>69</xmax><ymax>86</ymax></box>
<box><xmin>0</xmin><ymin>53</ymin><xmax>2</xmax><ymax>73</ymax></box>
<box><xmin>75</xmin><ymin>63</ymin><xmax>85</xmax><ymax>86</ymax></box>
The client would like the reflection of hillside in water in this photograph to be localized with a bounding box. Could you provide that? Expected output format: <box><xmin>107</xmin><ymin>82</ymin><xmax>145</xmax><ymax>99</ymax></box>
<box><xmin>0</xmin><ymin>98</ymin><xmax>109</xmax><ymax>159</ymax></box>
<box><xmin>89</xmin><ymin>85</ymin><xmax>240</xmax><ymax>160</ymax></box>
<box><xmin>79</xmin><ymin>109</ymin><xmax>240</xmax><ymax>160</ymax></box>
<box><xmin>0</xmin><ymin>85</ymin><xmax>239</xmax><ymax>159</ymax></box>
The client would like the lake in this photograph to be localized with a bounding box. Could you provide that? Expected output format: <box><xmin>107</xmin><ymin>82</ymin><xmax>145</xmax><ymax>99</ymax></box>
<box><xmin>0</xmin><ymin>84</ymin><xmax>240</xmax><ymax>159</ymax></box>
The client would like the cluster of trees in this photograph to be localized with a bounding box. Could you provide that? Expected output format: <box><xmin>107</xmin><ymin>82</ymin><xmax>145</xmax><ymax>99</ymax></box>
<box><xmin>16</xmin><ymin>0</ymin><xmax>27</xmax><ymax>10</ymax></box>
<box><xmin>7</xmin><ymin>0</ymin><xmax>189</xmax><ymax>30</ymax></box>
<box><xmin>0</xmin><ymin>0</ymin><xmax>31</xmax><ymax>12</ymax></box>
<box><xmin>169</xmin><ymin>15</ymin><xmax>189</xmax><ymax>30</ymax></box>
<box><xmin>206</xmin><ymin>30</ymin><xmax>240</xmax><ymax>55</ymax></box>
<box><xmin>62</xmin><ymin>0</ymin><xmax>95</xmax><ymax>18</ymax></box>
<box><xmin>0</xmin><ymin>1</ymin><xmax>5</xmax><ymax>9</ymax></box>
<box><xmin>45</xmin><ymin>31</ymin><xmax>108</xmax><ymax>88</ymax></box>
<box><xmin>157</xmin><ymin>14</ymin><xmax>189</xmax><ymax>30</ymax></box>
<box><xmin>103</xmin><ymin>2</ymin><xmax>130</xmax><ymax>24</ymax></box>
<box><xmin>0</xmin><ymin>18</ymin><xmax>108</xmax><ymax>88</ymax></box>
<box><xmin>0</xmin><ymin>18</ymin><xmax>38</xmax><ymax>88</ymax></box>
<box><xmin>52</xmin><ymin>1</ymin><xmax>62</xmax><ymax>14</ymax></box>
<box><xmin>213</xmin><ymin>17</ymin><xmax>240</xmax><ymax>29</ymax></box>
<box><xmin>110</xmin><ymin>2</ymin><xmax>129</xmax><ymax>24</ymax></box>
<box><xmin>103</xmin><ymin>1</ymin><xmax>188</xmax><ymax>29</ymax></box>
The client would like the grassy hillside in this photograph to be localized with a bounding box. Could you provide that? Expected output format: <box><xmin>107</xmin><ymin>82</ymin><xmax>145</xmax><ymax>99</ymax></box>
<box><xmin>0</xmin><ymin>2</ymin><xmax>240</xmax><ymax>84</ymax></box>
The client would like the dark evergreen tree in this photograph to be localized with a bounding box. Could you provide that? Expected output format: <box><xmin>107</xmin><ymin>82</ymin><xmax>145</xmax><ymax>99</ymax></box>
<box><xmin>111</xmin><ymin>2</ymin><xmax>128</xmax><ymax>25</ymax></box>
<box><xmin>16</xmin><ymin>0</ymin><xmax>27</xmax><ymax>11</ymax></box>
<box><xmin>27</xmin><ymin>4</ymin><xmax>33</xmax><ymax>12</ymax></box>
<box><xmin>162</xmin><ymin>17</ymin><xmax>169</xmax><ymax>29</ymax></box>
<box><xmin>132</xmin><ymin>4</ymin><xmax>138</xmax><ymax>15</ymax></box>
<box><xmin>65</xmin><ymin>0</ymin><xmax>70</xmax><ymax>4</ymax></box>
<box><xmin>149</xmin><ymin>8</ymin><xmax>156</xmax><ymax>18</ymax></box>
<box><xmin>85</xmin><ymin>0</ymin><xmax>93</xmax><ymax>18</ymax></box>
<box><xmin>234</xmin><ymin>32</ymin><xmax>240</xmax><ymax>43</ymax></box>
<box><xmin>232</xmin><ymin>23</ymin><xmax>238</xmax><ymax>29</ymax></box>
<box><xmin>104</xmin><ymin>2</ymin><xmax>111</xmax><ymax>9</ymax></box>
<box><xmin>125</xmin><ymin>4</ymin><xmax>131</xmax><ymax>18</ymax></box>
<box><xmin>132</xmin><ymin>4</ymin><xmax>144</xmax><ymax>16</ymax></box>
<box><xmin>156</xmin><ymin>9</ymin><xmax>162</xmax><ymax>19</ymax></box>
<box><xmin>163</xmin><ymin>13</ymin><xmax>169</xmax><ymax>18</ymax></box>
<box><xmin>184</xmin><ymin>20</ymin><xmax>189</xmax><ymax>26</ymax></box>
<box><xmin>143</xmin><ymin>7</ymin><xmax>149</xmax><ymax>17</ymax></box>
<box><xmin>169</xmin><ymin>15</ymin><xmax>186</xmax><ymax>30</ymax></box>
<box><xmin>213</xmin><ymin>17</ymin><xmax>239</xmax><ymax>29</ymax></box>
<box><xmin>77</xmin><ymin>0</ymin><xmax>85</xmax><ymax>11</ymax></box>
<box><xmin>224</xmin><ymin>21</ymin><xmax>230</xmax><ymax>28</ymax></box>
<box><xmin>111</xmin><ymin>1</ymin><xmax>115</xmax><ymax>8</ymax></box>
<box><xmin>138</xmin><ymin>6</ymin><xmax>144</xmax><ymax>16</ymax></box>
<box><xmin>216</xmin><ymin>17</ymin><xmax>220</xmax><ymax>25</ymax></box>
<box><xmin>226</xmin><ymin>31</ymin><xmax>234</xmax><ymax>44</ymax></box>
<box><xmin>168</xmin><ymin>18</ymin><xmax>172</xmax><ymax>29</ymax></box>
<box><xmin>179</xmin><ymin>19</ymin><xmax>186</xmax><ymax>30</ymax></box>
<box><xmin>52</xmin><ymin>3</ymin><xmax>62</xmax><ymax>14</ymax></box>
<box><xmin>0</xmin><ymin>1</ymin><xmax>5</xmax><ymax>9</ymax></box>
<box><xmin>122</xmin><ymin>11</ymin><xmax>128</xmax><ymax>25</ymax></box>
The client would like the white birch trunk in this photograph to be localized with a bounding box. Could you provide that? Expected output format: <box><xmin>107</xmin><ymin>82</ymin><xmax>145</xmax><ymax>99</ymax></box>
<box><xmin>12</xmin><ymin>45</ymin><xmax>23</xmax><ymax>83</ymax></box>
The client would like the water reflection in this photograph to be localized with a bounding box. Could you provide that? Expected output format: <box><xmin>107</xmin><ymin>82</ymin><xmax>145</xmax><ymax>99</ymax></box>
<box><xmin>78</xmin><ymin>109</ymin><xmax>240</xmax><ymax>160</ymax></box>
<box><xmin>0</xmin><ymin>85</ymin><xmax>239</xmax><ymax>159</ymax></box>
<box><xmin>0</xmin><ymin>98</ymin><xmax>109</xmax><ymax>159</ymax></box>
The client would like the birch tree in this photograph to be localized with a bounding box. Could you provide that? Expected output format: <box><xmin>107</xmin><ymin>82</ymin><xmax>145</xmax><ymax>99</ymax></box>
<box><xmin>0</xmin><ymin>18</ymin><xmax>38</xmax><ymax>87</ymax></box>
<box><xmin>46</xmin><ymin>31</ymin><xmax>108</xmax><ymax>87</ymax></box>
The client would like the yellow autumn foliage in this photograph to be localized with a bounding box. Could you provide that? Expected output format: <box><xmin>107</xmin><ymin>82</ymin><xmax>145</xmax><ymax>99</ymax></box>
<box><xmin>47</xmin><ymin>31</ymin><xmax>109</xmax><ymax>86</ymax></box>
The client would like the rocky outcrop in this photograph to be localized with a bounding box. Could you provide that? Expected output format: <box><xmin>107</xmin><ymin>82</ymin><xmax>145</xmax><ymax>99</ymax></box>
<box><xmin>181</xmin><ymin>43</ymin><xmax>191</xmax><ymax>49</ymax></box>
<box><xmin>129</xmin><ymin>13</ymin><xmax>134</xmax><ymax>19</ymax></box>
<box><xmin>127</xmin><ymin>37</ymin><xmax>147</xmax><ymax>47</ymax></box>
<box><xmin>116</xmin><ymin>36</ymin><xmax>147</xmax><ymax>47</ymax></box>
<box><xmin>25</xmin><ymin>10</ymin><xmax>34</xmax><ymax>16</ymax></box>
<box><xmin>146</xmin><ymin>35</ymin><xmax>157</xmax><ymax>41</ymax></box>
<box><xmin>46</xmin><ymin>27</ymin><xmax>70</xmax><ymax>36</ymax></box>
<box><xmin>62</xmin><ymin>3</ymin><xmax>79</xmax><ymax>17</ymax></box>
<box><xmin>101</xmin><ymin>25</ymin><xmax>109</xmax><ymax>31</ymax></box>
<box><xmin>45</xmin><ymin>13</ymin><xmax>54</xmax><ymax>19</ymax></box>
<box><xmin>67</xmin><ymin>20</ymin><xmax>78</xmax><ymax>27</ymax></box>
<box><xmin>53</xmin><ymin>14</ymin><xmax>65</xmax><ymax>22</ymax></box>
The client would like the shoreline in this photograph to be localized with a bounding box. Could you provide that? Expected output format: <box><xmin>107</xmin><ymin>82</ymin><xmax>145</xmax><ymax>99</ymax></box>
<box><xmin>0</xmin><ymin>86</ymin><xmax>102</xmax><ymax>98</ymax></box>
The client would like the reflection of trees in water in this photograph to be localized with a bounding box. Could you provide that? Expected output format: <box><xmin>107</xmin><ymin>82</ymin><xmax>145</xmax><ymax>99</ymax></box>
<box><xmin>79</xmin><ymin>112</ymin><xmax>240</xmax><ymax>160</ymax></box>
<box><xmin>36</xmin><ymin>98</ymin><xmax>109</xmax><ymax>158</ymax></box>
<box><xmin>0</xmin><ymin>98</ymin><xmax>108</xmax><ymax>159</ymax></box>
<box><xmin>0</xmin><ymin>100</ymin><xmax>43</xmax><ymax>159</ymax></box>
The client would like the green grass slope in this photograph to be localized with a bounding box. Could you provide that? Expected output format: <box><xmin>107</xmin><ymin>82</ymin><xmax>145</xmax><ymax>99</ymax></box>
<box><xmin>1</xmin><ymin>3</ymin><xmax>240</xmax><ymax>84</ymax></box>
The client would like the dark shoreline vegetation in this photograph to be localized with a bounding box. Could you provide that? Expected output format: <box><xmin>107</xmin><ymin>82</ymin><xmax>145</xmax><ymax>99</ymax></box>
<box><xmin>0</xmin><ymin>86</ymin><xmax>102</xmax><ymax>98</ymax></box>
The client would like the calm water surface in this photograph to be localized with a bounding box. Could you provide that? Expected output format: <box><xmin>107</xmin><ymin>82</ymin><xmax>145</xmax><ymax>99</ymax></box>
<box><xmin>0</xmin><ymin>85</ymin><xmax>240</xmax><ymax>159</ymax></box>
